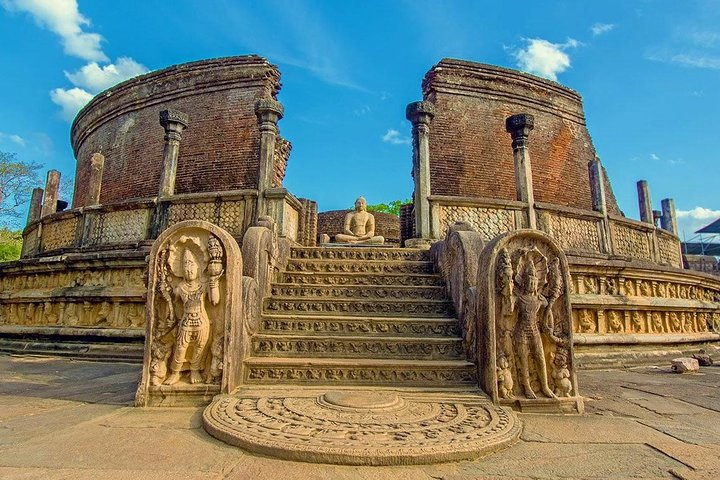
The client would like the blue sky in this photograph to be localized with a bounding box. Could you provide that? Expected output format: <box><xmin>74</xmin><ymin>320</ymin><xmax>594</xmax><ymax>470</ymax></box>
<box><xmin>1</xmin><ymin>0</ymin><xmax>718</xmax><ymax>239</ymax></box>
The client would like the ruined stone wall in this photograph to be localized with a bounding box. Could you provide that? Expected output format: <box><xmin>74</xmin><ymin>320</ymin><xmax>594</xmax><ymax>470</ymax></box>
<box><xmin>422</xmin><ymin>59</ymin><xmax>622</xmax><ymax>215</ymax></box>
<box><xmin>317</xmin><ymin>210</ymin><xmax>400</xmax><ymax>245</ymax></box>
<box><xmin>71</xmin><ymin>56</ymin><xmax>283</xmax><ymax>208</ymax></box>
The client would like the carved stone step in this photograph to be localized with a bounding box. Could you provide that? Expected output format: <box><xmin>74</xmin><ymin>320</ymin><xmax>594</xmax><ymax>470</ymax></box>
<box><xmin>284</xmin><ymin>259</ymin><xmax>434</xmax><ymax>275</ymax></box>
<box><xmin>243</xmin><ymin>357</ymin><xmax>478</xmax><ymax>387</ymax></box>
<box><xmin>260</xmin><ymin>314</ymin><xmax>462</xmax><ymax>338</ymax></box>
<box><xmin>252</xmin><ymin>335</ymin><xmax>465</xmax><ymax>360</ymax></box>
<box><xmin>270</xmin><ymin>283</ymin><xmax>447</xmax><ymax>301</ymax></box>
<box><xmin>290</xmin><ymin>247</ymin><xmax>429</xmax><ymax>262</ymax></box>
<box><xmin>279</xmin><ymin>272</ymin><xmax>445</xmax><ymax>287</ymax></box>
<box><xmin>263</xmin><ymin>297</ymin><xmax>455</xmax><ymax>317</ymax></box>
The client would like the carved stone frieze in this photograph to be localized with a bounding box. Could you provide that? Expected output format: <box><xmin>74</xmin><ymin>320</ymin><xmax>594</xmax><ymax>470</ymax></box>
<box><xmin>85</xmin><ymin>208</ymin><xmax>149</xmax><ymax>246</ymax></box>
<box><xmin>270</xmin><ymin>284</ymin><xmax>447</xmax><ymax>301</ymax></box>
<box><xmin>252</xmin><ymin>337</ymin><xmax>464</xmax><ymax>359</ymax></box>
<box><xmin>279</xmin><ymin>272</ymin><xmax>444</xmax><ymax>287</ymax></box>
<box><xmin>572</xmin><ymin>308</ymin><xmax>719</xmax><ymax>334</ymax></box>
<box><xmin>610</xmin><ymin>223</ymin><xmax>653</xmax><ymax>261</ymax></box>
<box><xmin>546</xmin><ymin>214</ymin><xmax>602</xmax><ymax>254</ymax></box>
<box><xmin>437</xmin><ymin>205</ymin><xmax>516</xmax><ymax>241</ymax></box>
<box><xmin>260</xmin><ymin>317</ymin><xmax>461</xmax><ymax>337</ymax></box>
<box><xmin>167</xmin><ymin>200</ymin><xmax>248</xmax><ymax>237</ymax></box>
<box><xmin>264</xmin><ymin>298</ymin><xmax>454</xmax><ymax>316</ymax></box>
<box><xmin>291</xmin><ymin>247</ymin><xmax>429</xmax><ymax>262</ymax></box>
<box><xmin>285</xmin><ymin>260</ymin><xmax>434</xmax><ymax>274</ymax></box>
<box><xmin>570</xmin><ymin>272</ymin><xmax>720</xmax><ymax>303</ymax></box>
<box><xmin>0</xmin><ymin>300</ymin><xmax>145</xmax><ymax>329</ymax></box>
<box><xmin>41</xmin><ymin>216</ymin><xmax>79</xmax><ymax>251</ymax></box>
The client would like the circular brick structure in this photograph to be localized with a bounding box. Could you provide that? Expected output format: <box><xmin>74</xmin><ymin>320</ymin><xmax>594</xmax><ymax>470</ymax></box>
<box><xmin>71</xmin><ymin>56</ymin><xmax>283</xmax><ymax>208</ymax></box>
<box><xmin>317</xmin><ymin>209</ymin><xmax>400</xmax><ymax>245</ymax></box>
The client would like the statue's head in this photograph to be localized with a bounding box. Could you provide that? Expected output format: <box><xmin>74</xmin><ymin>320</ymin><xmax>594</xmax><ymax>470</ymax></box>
<box><xmin>183</xmin><ymin>249</ymin><xmax>199</xmax><ymax>281</ymax></box>
<box><xmin>521</xmin><ymin>262</ymin><xmax>539</xmax><ymax>293</ymax></box>
<box><xmin>354</xmin><ymin>196</ymin><xmax>367</xmax><ymax>212</ymax></box>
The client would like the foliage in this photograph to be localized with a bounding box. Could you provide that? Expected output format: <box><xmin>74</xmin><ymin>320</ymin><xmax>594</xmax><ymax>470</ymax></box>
<box><xmin>365</xmin><ymin>199</ymin><xmax>412</xmax><ymax>217</ymax></box>
<box><xmin>0</xmin><ymin>151</ymin><xmax>41</xmax><ymax>228</ymax></box>
<box><xmin>0</xmin><ymin>227</ymin><xmax>22</xmax><ymax>262</ymax></box>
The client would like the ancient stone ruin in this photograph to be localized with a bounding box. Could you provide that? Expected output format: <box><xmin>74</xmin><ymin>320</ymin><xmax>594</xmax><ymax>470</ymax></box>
<box><xmin>1</xmin><ymin>55</ymin><xmax>718</xmax><ymax>465</ymax></box>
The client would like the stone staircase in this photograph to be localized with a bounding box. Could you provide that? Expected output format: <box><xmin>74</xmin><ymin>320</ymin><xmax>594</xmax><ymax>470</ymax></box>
<box><xmin>243</xmin><ymin>246</ymin><xmax>478</xmax><ymax>388</ymax></box>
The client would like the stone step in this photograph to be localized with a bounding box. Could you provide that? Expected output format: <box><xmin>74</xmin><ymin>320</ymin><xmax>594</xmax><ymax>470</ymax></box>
<box><xmin>263</xmin><ymin>297</ymin><xmax>455</xmax><ymax>317</ymax></box>
<box><xmin>260</xmin><ymin>314</ymin><xmax>462</xmax><ymax>338</ymax></box>
<box><xmin>270</xmin><ymin>283</ymin><xmax>448</xmax><ymax>301</ymax></box>
<box><xmin>284</xmin><ymin>259</ymin><xmax>434</xmax><ymax>275</ymax></box>
<box><xmin>252</xmin><ymin>334</ymin><xmax>465</xmax><ymax>360</ymax></box>
<box><xmin>279</xmin><ymin>271</ymin><xmax>445</xmax><ymax>287</ymax></box>
<box><xmin>243</xmin><ymin>357</ymin><xmax>478</xmax><ymax>387</ymax></box>
<box><xmin>290</xmin><ymin>247</ymin><xmax>430</xmax><ymax>262</ymax></box>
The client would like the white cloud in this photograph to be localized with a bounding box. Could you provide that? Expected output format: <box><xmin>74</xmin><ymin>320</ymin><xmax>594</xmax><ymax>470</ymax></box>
<box><xmin>650</xmin><ymin>153</ymin><xmax>660</xmax><ymax>160</ymax></box>
<box><xmin>50</xmin><ymin>87</ymin><xmax>93</xmax><ymax>121</ymax></box>
<box><xmin>65</xmin><ymin>57</ymin><xmax>148</xmax><ymax>93</ymax></box>
<box><xmin>677</xmin><ymin>207</ymin><xmax>720</xmax><ymax>220</ymax></box>
<box><xmin>0</xmin><ymin>132</ymin><xmax>26</xmax><ymax>147</ymax></box>
<box><xmin>512</xmin><ymin>38</ymin><xmax>580</xmax><ymax>81</ymax></box>
<box><xmin>591</xmin><ymin>23</ymin><xmax>615</xmax><ymax>36</ymax></box>
<box><xmin>1</xmin><ymin>0</ymin><xmax>107</xmax><ymax>62</ymax></box>
<box><xmin>669</xmin><ymin>53</ymin><xmax>720</xmax><ymax>70</ymax></box>
<box><xmin>382</xmin><ymin>129</ymin><xmax>411</xmax><ymax>145</ymax></box>
<box><xmin>690</xmin><ymin>31</ymin><xmax>720</xmax><ymax>48</ymax></box>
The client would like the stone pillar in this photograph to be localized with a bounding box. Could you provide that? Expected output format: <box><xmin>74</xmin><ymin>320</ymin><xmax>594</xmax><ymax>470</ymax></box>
<box><xmin>506</xmin><ymin>114</ymin><xmax>536</xmax><ymax>229</ymax></box>
<box><xmin>40</xmin><ymin>170</ymin><xmax>61</xmax><ymax>218</ymax></box>
<box><xmin>661</xmin><ymin>198</ymin><xmax>678</xmax><ymax>235</ymax></box>
<box><xmin>588</xmin><ymin>156</ymin><xmax>607</xmax><ymax>215</ymax></box>
<box><xmin>637</xmin><ymin>180</ymin><xmax>653</xmax><ymax>224</ymax></box>
<box><xmin>255</xmin><ymin>99</ymin><xmax>284</xmax><ymax>220</ymax></box>
<box><xmin>406</xmin><ymin>101</ymin><xmax>435</xmax><ymax>239</ymax></box>
<box><xmin>158</xmin><ymin>109</ymin><xmax>189</xmax><ymax>198</ymax></box>
<box><xmin>27</xmin><ymin>187</ymin><xmax>43</xmax><ymax>225</ymax></box>
<box><xmin>87</xmin><ymin>153</ymin><xmax>105</xmax><ymax>206</ymax></box>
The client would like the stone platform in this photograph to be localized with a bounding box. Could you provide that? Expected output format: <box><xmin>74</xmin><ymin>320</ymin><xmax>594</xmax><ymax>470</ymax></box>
<box><xmin>203</xmin><ymin>388</ymin><xmax>521</xmax><ymax>465</ymax></box>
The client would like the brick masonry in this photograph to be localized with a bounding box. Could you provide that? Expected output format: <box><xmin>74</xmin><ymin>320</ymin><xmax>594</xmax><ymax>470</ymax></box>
<box><xmin>71</xmin><ymin>56</ymin><xmax>288</xmax><ymax>208</ymax></box>
<box><xmin>421</xmin><ymin>59</ymin><xmax>622</xmax><ymax>215</ymax></box>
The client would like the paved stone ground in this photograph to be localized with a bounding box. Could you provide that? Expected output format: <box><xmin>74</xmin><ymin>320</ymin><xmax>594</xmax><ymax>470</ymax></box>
<box><xmin>0</xmin><ymin>354</ymin><xmax>718</xmax><ymax>479</ymax></box>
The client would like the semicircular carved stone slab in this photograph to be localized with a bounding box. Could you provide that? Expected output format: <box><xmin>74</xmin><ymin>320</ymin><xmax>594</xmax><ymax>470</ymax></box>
<box><xmin>136</xmin><ymin>220</ymin><xmax>243</xmax><ymax>407</ymax></box>
<box><xmin>475</xmin><ymin>229</ymin><xmax>583</xmax><ymax>414</ymax></box>
<box><xmin>203</xmin><ymin>390</ymin><xmax>521</xmax><ymax>465</ymax></box>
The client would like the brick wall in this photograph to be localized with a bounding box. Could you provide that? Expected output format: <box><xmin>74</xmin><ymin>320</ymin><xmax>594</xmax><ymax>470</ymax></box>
<box><xmin>71</xmin><ymin>56</ymin><xmax>283</xmax><ymax>208</ymax></box>
<box><xmin>421</xmin><ymin>59</ymin><xmax>622</xmax><ymax>215</ymax></box>
<box><xmin>317</xmin><ymin>210</ymin><xmax>400</xmax><ymax>245</ymax></box>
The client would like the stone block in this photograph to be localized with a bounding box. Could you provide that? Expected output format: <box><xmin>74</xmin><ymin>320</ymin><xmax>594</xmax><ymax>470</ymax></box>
<box><xmin>671</xmin><ymin>358</ymin><xmax>699</xmax><ymax>373</ymax></box>
<box><xmin>692</xmin><ymin>352</ymin><xmax>713</xmax><ymax>366</ymax></box>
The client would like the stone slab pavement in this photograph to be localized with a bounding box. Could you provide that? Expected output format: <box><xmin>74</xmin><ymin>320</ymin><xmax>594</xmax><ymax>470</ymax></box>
<box><xmin>0</xmin><ymin>353</ymin><xmax>718</xmax><ymax>479</ymax></box>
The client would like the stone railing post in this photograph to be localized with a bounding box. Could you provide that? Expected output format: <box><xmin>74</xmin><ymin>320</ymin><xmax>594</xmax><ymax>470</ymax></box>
<box><xmin>406</xmin><ymin>101</ymin><xmax>435</xmax><ymax>240</ymax></box>
<box><xmin>87</xmin><ymin>152</ymin><xmax>105</xmax><ymax>206</ymax></box>
<box><xmin>506</xmin><ymin>114</ymin><xmax>536</xmax><ymax>229</ymax></box>
<box><xmin>27</xmin><ymin>187</ymin><xmax>43</xmax><ymax>225</ymax></box>
<box><xmin>588</xmin><ymin>156</ymin><xmax>612</xmax><ymax>253</ymax></box>
<box><xmin>636</xmin><ymin>180</ymin><xmax>653</xmax><ymax>224</ymax></box>
<box><xmin>661</xmin><ymin>198</ymin><xmax>678</xmax><ymax>236</ymax></box>
<box><xmin>158</xmin><ymin>109</ymin><xmax>189</xmax><ymax>198</ymax></box>
<box><xmin>255</xmin><ymin>99</ymin><xmax>284</xmax><ymax>220</ymax></box>
<box><xmin>40</xmin><ymin>170</ymin><xmax>61</xmax><ymax>218</ymax></box>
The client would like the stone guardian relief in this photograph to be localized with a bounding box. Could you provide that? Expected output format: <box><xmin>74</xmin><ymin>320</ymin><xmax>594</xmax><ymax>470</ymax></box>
<box><xmin>136</xmin><ymin>220</ymin><xmax>243</xmax><ymax>407</ymax></box>
<box><xmin>477</xmin><ymin>230</ymin><xmax>582</xmax><ymax>413</ymax></box>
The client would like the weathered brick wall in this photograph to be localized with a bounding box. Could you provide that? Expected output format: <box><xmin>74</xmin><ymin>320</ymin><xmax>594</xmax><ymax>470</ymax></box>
<box><xmin>71</xmin><ymin>56</ymin><xmax>283</xmax><ymax>208</ymax></box>
<box><xmin>422</xmin><ymin>59</ymin><xmax>622</xmax><ymax>215</ymax></box>
<box><xmin>400</xmin><ymin>204</ymin><xmax>414</xmax><ymax>244</ymax></box>
<box><xmin>317</xmin><ymin>210</ymin><xmax>400</xmax><ymax>245</ymax></box>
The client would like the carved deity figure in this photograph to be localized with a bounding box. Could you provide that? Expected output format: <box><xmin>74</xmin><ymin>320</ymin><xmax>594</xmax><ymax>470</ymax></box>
<box><xmin>551</xmin><ymin>349</ymin><xmax>573</xmax><ymax>397</ymax></box>
<box><xmin>669</xmin><ymin>313</ymin><xmax>682</xmax><ymax>333</ymax></box>
<box><xmin>651</xmin><ymin>312</ymin><xmax>665</xmax><ymax>333</ymax></box>
<box><xmin>334</xmin><ymin>197</ymin><xmax>384</xmax><ymax>245</ymax></box>
<box><xmin>579</xmin><ymin>309</ymin><xmax>596</xmax><ymax>333</ymax></box>
<box><xmin>607</xmin><ymin>311</ymin><xmax>624</xmax><ymax>333</ymax></box>
<box><xmin>496</xmin><ymin>355</ymin><xmax>514</xmax><ymax>399</ymax></box>
<box><xmin>162</xmin><ymin>244</ymin><xmax>223</xmax><ymax>385</ymax></box>
<box><xmin>631</xmin><ymin>311</ymin><xmax>643</xmax><ymax>333</ymax></box>
<box><xmin>512</xmin><ymin>259</ymin><xmax>557</xmax><ymax>399</ymax></box>
<box><xmin>64</xmin><ymin>303</ymin><xmax>79</xmax><ymax>326</ymax></box>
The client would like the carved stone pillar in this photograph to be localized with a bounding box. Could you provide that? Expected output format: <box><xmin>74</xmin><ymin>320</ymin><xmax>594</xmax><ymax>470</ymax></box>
<box><xmin>87</xmin><ymin>153</ymin><xmax>105</xmax><ymax>206</ymax></box>
<box><xmin>406</xmin><ymin>101</ymin><xmax>435</xmax><ymax>239</ymax></box>
<box><xmin>506</xmin><ymin>114</ymin><xmax>536</xmax><ymax>229</ymax></box>
<box><xmin>27</xmin><ymin>187</ymin><xmax>43</xmax><ymax>225</ymax></box>
<box><xmin>636</xmin><ymin>180</ymin><xmax>653</xmax><ymax>224</ymax></box>
<box><xmin>158</xmin><ymin>109</ymin><xmax>189</xmax><ymax>198</ymax></box>
<box><xmin>255</xmin><ymin>99</ymin><xmax>284</xmax><ymax>220</ymax></box>
<box><xmin>40</xmin><ymin>170</ymin><xmax>61</xmax><ymax>218</ymax></box>
<box><xmin>588</xmin><ymin>156</ymin><xmax>612</xmax><ymax>254</ymax></box>
<box><xmin>661</xmin><ymin>198</ymin><xmax>678</xmax><ymax>235</ymax></box>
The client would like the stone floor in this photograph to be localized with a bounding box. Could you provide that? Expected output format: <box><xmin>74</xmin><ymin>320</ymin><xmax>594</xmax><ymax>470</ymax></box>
<box><xmin>0</xmin><ymin>354</ymin><xmax>718</xmax><ymax>479</ymax></box>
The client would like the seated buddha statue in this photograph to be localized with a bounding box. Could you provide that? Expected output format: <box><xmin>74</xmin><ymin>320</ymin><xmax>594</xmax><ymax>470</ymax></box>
<box><xmin>333</xmin><ymin>196</ymin><xmax>385</xmax><ymax>245</ymax></box>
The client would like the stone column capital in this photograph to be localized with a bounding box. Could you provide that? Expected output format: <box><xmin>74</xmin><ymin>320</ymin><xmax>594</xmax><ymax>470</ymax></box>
<box><xmin>255</xmin><ymin>99</ymin><xmax>284</xmax><ymax>124</ymax></box>
<box><xmin>406</xmin><ymin>101</ymin><xmax>435</xmax><ymax>124</ymax></box>
<box><xmin>159</xmin><ymin>109</ymin><xmax>189</xmax><ymax>140</ymax></box>
<box><xmin>506</xmin><ymin>113</ymin><xmax>534</xmax><ymax>148</ymax></box>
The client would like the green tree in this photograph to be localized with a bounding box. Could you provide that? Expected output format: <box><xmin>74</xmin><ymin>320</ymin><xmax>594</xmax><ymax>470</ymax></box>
<box><xmin>0</xmin><ymin>151</ymin><xmax>41</xmax><ymax>227</ymax></box>
<box><xmin>365</xmin><ymin>199</ymin><xmax>412</xmax><ymax>217</ymax></box>
<box><xmin>0</xmin><ymin>227</ymin><xmax>22</xmax><ymax>262</ymax></box>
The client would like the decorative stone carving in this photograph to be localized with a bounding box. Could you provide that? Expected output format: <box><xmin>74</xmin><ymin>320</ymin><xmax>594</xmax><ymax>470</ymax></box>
<box><xmin>437</xmin><ymin>205</ymin><xmax>515</xmax><ymax>241</ymax></box>
<box><xmin>476</xmin><ymin>229</ymin><xmax>581</xmax><ymax>413</ymax></box>
<box><xmin>136</xmin><ymin>220</ymin><xmax>243</xmax><ymax>407</ymax></box>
